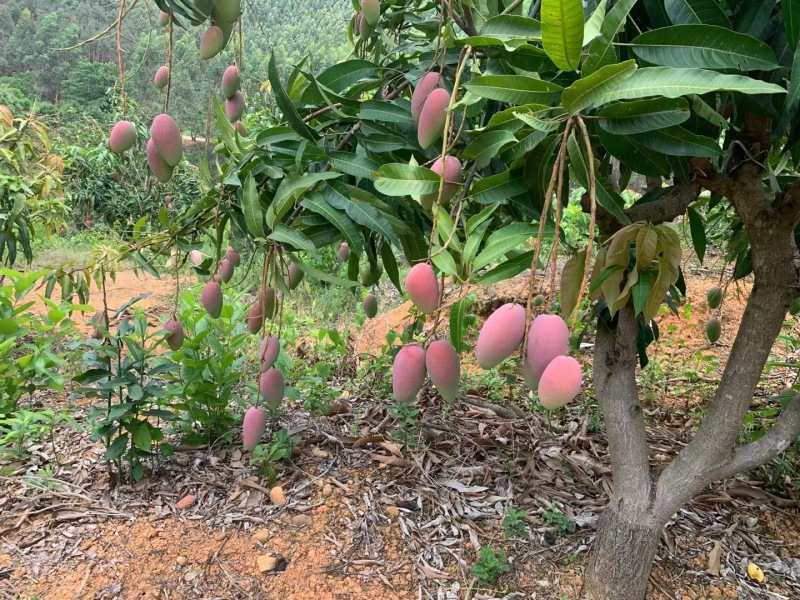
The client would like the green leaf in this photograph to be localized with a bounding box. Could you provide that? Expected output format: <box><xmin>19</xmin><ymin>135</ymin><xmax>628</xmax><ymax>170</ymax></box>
<box><xmin>785</xmin><ymin>0</ymin><xmax>800</xmax><ymax>52</ymax></box>
<box><xmin>104</xmin><ymin>434</ymin><xmax>129</xmax><ymax>461</ymax></box>
<box><xmin>242</xmin><ymin>173</ymin><xmax>264</xmax><ymax>238</ymax></box>
<box><xmin>269</xmin><ymin>51</ymin><xmax>318</xmax><ymax>142</ymax></box>
<box><xmin>469</xmin><ymin>171</ymin><xmax>528</xmax><ymax>204</ymax></box>
<box><xmin>301</xmin><ymin>193</ymin><xmax>363</xmax><ymax>254</ymax></box>
<box><xmin>480</xmin><ymin>14</ymin><xmax>542</xmax><ymax>40</ymax></box>
<box><xmin>541</xmin><ymin>0</ymin><xmax>584</xmax><ymax>71</ymax></box>
<box><xmin>431</xmin><ymin>246</ymin><xmax>458</xmax><ymax>277</ymax></box>
<box><xmin>687</xmin><ymin>205</ymin><xmax>707</xmax><ymax>263</ymax></box>
<box><xmin>266</xmin><ymin>172</ymin><xmax>341</xmax><ymax>229</ymax></box>
<box><xmin>213</xmin><ymin>97</ymin><xmax>238</xmax><ymax>154</ymax></box>
<box><xmin>473</xmin><ymin>223</ymin><xmax>538</xmax><ymax>271</ymax></box>
<box><xmin>596</xmin><ymin>128</ymin><xmax>672</xmax><ymax>176</ymax></box>
<box><xmin>664</xmin><ymin>0</ymin><xmax>731</xmax><ymax>28</ymax></box>
<box><xmin>373</xmin><ymin>164</ymin><xmax>441</xmax><ymax>196</ymax></box>
<box><xmin>476</xmin><ymin>250</ymin><xmax>537</xmax><ymax>285</ymax></box>
<box><xmin>316</xmin><ymin>59</ymin><xmax>378</xmax><ymax>94</ymax></box>
<box><xmin>464</xmin><ymin>75</ymin><xmax>563</xmax><ymax>105</ymax></box>
<box><xmin>562</xmin><ymin>60</ymin><xmax>637</xmax><ymax>115</ymax></box>
<box><xmin>449</xmin><ymin>297</ymin><xmax>469</xmax><ymax>353</ymax></box>
<box><xmin>598</xmin><ymin>97</ymin><xmax>690</xmax><ymax>134</ymax></box>
<box><xmin>435</xmin><ymin>206</ymin><xmax>462</xmax><ymax>253</ymax></box>
<box><xmin>329</xmin><ymin>152</ymin><xmax>380</xmax><ymax>179</ymax></box>
<box><xmin>359</xmin><ymin>101</ymin><xmax>413</xmax><ymax>124</ymax></box>
<box><xmin>632</xmin><ymin>269</ymin><xmax>652</xmax><ymax>317</ymax></box>
<box><xmin>268</xmin><ymin>225</ymin><xmax>320</xmax><ymax>258</ymax></box>
<box><xmin>632</xmin><ymin>126</ymin><xmax>722</xmax><ymax>157</ymax></box>
<box><xmin>565</xmin><ymin>66</ymin><xmax>786</xmax><ymax>113</ymax></box>
<box><xmin>324</xmin><ymin>184</ymin><xmax>403</xmax><ymax>247</ymax></box>
<box><xmin>787</xmin><ymin>43</ymin><xmax>800</xmax><ymax>117</ymax></box>
<box><xmin>583</xmin><ymin>0</ymin><xmax>637</xmax><ymax>76</ymax></box>
<box><xmin>631</xmin><ymin>25</ymin><xmax>778</xmax><ymax>71</ymax></box>
<box><xmin>133</xmin><ymin>422</ymin><xmax>151</xmax><ymax>451</ymax></box>
<box><xmin>380</xmin><ymin>243</ymin><xmax>402</xmax><ymax>292</ymax></box>
<box><xmin>560</xmin><ymin>250</ymin><xmax>586</xmax><ymax>319</ymax></box>
<box><xmin>290</xmin><ymin>256</ymin><xmax>361</xmax><ymax>287</ymax></box>
<box><xmin>463</xmin><ymin>130</ymin><xmax>518</xmax><ymax>169</ymax></box>
<box><xmin>583</xmin><ymin>0</ymin><xmax>608</xmax><ymax>47</ymax></box>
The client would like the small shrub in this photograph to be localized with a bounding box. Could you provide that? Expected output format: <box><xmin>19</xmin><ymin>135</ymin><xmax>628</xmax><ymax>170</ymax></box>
<box><xmin>471</xmin><ymin>547</ymin><xmax>511</xmax><ymax>585</ymax></box>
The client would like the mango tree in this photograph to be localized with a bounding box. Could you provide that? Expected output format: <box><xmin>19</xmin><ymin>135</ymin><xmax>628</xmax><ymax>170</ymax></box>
<box><xmin>109</xmin><ymin>1</ymin><xmax>800</xmax><ymax>598</ymax></box>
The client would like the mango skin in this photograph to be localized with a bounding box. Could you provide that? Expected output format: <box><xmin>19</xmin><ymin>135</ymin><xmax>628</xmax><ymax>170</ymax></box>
<box><xmin>421</xmin><ymin>155</ymin><xmax>462</xmax><ymax>210</ymax></box>
<box><xmin>259</xmin><ymin>336</ymin><xmax>280</xmax><ymax>372</ymax></box>
<box><xmin>417</xmin><ymin>88</ymin><xmax>450</xmax><ymax>150</ymax></box>
<box><xmin>392</xmin><ymin>344</ymin><xmax>427</xmax><ymax>403</ymax></box>
<box><xmin>222</xmin><ymin>65</ymin><xmax>241</xmax><ymax>98</ymax></box>
<box><xmin>263</xmin><ymin>287</ymin><xmax>278</xmax><ymax>319</ymax></box>
<box><xmin>426</xmin><ymin>340</ymin><xmax>460</xmax><ymax>403</ymax></box>
<box><xmin>158</xmin><ymin>10</ymin><xmax>171</xmax><ymax>26</ymax></box>
<box><xmin>286</xmin><ymin>263</ymin><xmax>304</xmax><ymax>290</ymax></box>
<box><xmin>213</xmin><ymin>0</ymin><xmax>241</xmax><ymax>23</ymax></box>
<box><xmin>337</xmin><ymin>242</ymin><xmax>350</xmax><ymax>262</ymax></box>
<box><xmin>247</xmin><ymin>298</ymin><xmax>263</xmax><ymax>334</ymax></box>
<box><xmin>219</xmin><ymin>258</ymin><xmax>234</xmax><ymax>283</ymax></box>
<box><xmin>362</xmin><ymin>0</ymin><xmax>380</xmax><ymax>26</ymax></box>
<box><xmin>164</xmin><ymin>317</ymin><xmax>184</xmax><ymax>351</ymax></box>
<box><xmin>202</xmin><ymin>281</ymin><xmax>223</xmax><ymax>318</ymax></box>
<box><xmin>538</xmin><ymin>356</ymin><xmax>582</xmax><ymax>409</ymax></box>
<box><xmin>200</xmin><ymin>25</ymin><xmax>225</xmax><ymax>59</ymax></box>
<box><xmin>706</xmin><ymin>317</ymin><xmax>721</xmax><ymax>343</ymax></box>
<box><xmin>226</xmin><ymin>91</ymin><xmax>245</xmax><ymax>122</ymax></box>
<box><xmin>226</xmin><ymin>246</ymin><xmax>240</xmax><ymax>266</ymax></box>
<box><xmin>475</xmin><ymin>303</ymin><xmax>526</xmax><ymax>369</ymax></box>
<box><xmin>259</xmin><ymin>368</ymin><xmax>285</xmax><ymax>410</ymax></box>
<box><xmin>154</xmin><ymin>66</ymin><xmax>170</xmax><ymax>89</ymax></box>
<box><xmin>363</xmin><ymin>293</ymin><xmax>378</xmax><ymax>318</ymax></box>
<box><xmin>242</xmin><ymin>406</ymin><xmax>267</xmax><ymax>451</ymax></box>
<box><xmin>150</xmin><ymin>113</ymin><xmax>183</xmax><ymax>167</ymax></box>
<box><xmin>146</xmin><ymin>138</ymin><xmax>174</xmax><ymax>183</ymax></box>
<box><xmin>109</xmin><ymin>120</ymin><xmax>137</xmax><ymax>154</ymax></box>
<box><xmin>411</xmin><ymin>72</ymin><xmax>442</xmax><ymax>124</ymax></box>
<box><xmin>405</xmin><ymin>263</ymin><xmax>439</xmax><ymax>314</ymax></box>
<box><xmin>234</xmin><ymin>120</ymin><xmax>249</xmax><ymax>137</ymax></box>
<box><xmin>523</xmin><ymin>314</ymin><xmax>569</xmax><ymax>391</ymax></box>
<box><xmin>707</xmin><ymin>286</ymin><xmax>722</xmax><ymax>309</ymax></box>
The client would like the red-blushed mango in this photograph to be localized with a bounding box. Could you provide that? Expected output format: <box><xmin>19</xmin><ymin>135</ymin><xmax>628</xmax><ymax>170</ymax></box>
<box><xmin>109</xmin><ymin>120</ymin><xmax>137</xmax><ymax>154</ymax></box>
<box><xmin>405</xmin><ymin>263</ymin><xmax>439</xmax><ymax>314</ymax></box>
<box><xmin>222</xmin><ymin>65</ymin><xmax>241</xmax><ymax>98</ymax></box>
<box><xmin>202</xmin><ymin>281</ymin><xmax>223</xmax><ymax>318</ymax></box>
<box><xmin>362</xmin><ymin>0</ymin><xmax>380</xmax><ymax>26</ymax></box>
<box><xmin>363</xmin><ymin>293</ymin><xmax>378</xmax><ymax>318</ymax></box>
<box><xmin>213</xmin><ymin>0</ymin><xmax>241</xmax><ymax>23</ymax></box>
<box><xmin>154</xmin><ymin>66</ymin><xmax>170</xmax><ymax>89</ymax></box>
<box><xmin>426</xmin><ymin>340</ymin><xmax>460</xmax><ymax>403</ymax></box>
<box><xmin>164</xmin><ymin>317</ymin><xmax>184</xmax><ymax>351</ymax></box>
<box><xmin>411</xmin><ymin>72</ymin><xmax>442</xmax><ymax>124</ymax></box>
<box><xmin>707</xmin><ymin>286</ymin><xmax>722</xmax><ymax>309</ymax></box>
<box><xmin>523</xmin><ymin>314</ymin><xmax>569</xmax><ymax>390</ymax></box>
<box><xmin>150</xmin><ymin>114</ymin><xmax>183</xmax><ymax>167</ymax></box>
<box><xmin>259</xmin><ymin>336</ymin><xmax>280</xmax><ymax>372</ymax></box>
<box><xmin>392</xmin><ymin>344</ymin><xmax>427</xmax><ymax>403</ymax></box>
<box><xmin>200</xmin><ymin>25</ymin><xmax>225</xmax><ymax>59</ymax></box>
<box><xmin>417</xmin><ymin>88</ymin><xmax>450</xmax><ymax>149</ymax></box>
<box><xmin>421</xmin><ymin>155</ymin><xmax>462</xmax><ymax>210</ymax></box>
<box><xmin>226</xmin><ymin>246</ymin><xmax>240</xmax><ymax>266</ymax></box>
<box><xmin>226</xmin><ymin>91</ymin><xmax>245</xmax><ymax>122</ymax></box>
<box><xmin>189</xmin><ymin>249</ymin><xmax>204</xmax><ymax>267</ymax></box>
<box><xmin>355</xmin><ymin>11</ymin><xmax>370</xmax><ymax>37</ymax></box>
<box><xmin>337</xmin><ymin>242</ymin><xmax>350</xmax><ymax>262</ymax></box>
<box><xmin>286</xmin><ymin>263</ymin><xmax>304</xmax><ymax>290</ymax></box>
<box><xmin>706</xmin><ymin>317</ymin><xmax>721</xmax><ymax>343</ymax></box>
<box><xmin>263</xmin><ymin>286</ymin><xmax>278</xmax><ymax>319</ymax></box>
<box><xmin>219</xmin><ymin>258</ymin><xmax>234</xmax><ymax>283</ymax></box>
<box><xmin>158</xmin><ymin>10</ymin><xmax>170</xmax><ymax>26</ymax></box>
<box><xmin>475</xmin><ymin>303</ymin><xmax>526</xmax><ymax>369</ymax></box>
<box><xmin>234</xmin><ymin>120</ymin><xmax>248</xmax><ymax>137</ymax></box>
<box><xmin>242</xmin><ymin>406</ymin><xmax>267</xmax><ymax>451</ymax></box>
<box><xmin>146</xmin><ymin>138</ymin><xmax>174</xmax><ymax>183</ymax></box>
<box><xmin>247</xmin><ymin>298</ymin><xmax>264</xmax><ymax>334</ymax></box>
<box><xmin>538</xmin><ymin>356</ymin><xmax>582</xmax><ymax>409</ymax></box>
<box><xmin>259</xmin><ymin>368</ymin><xmax>285</xmax><ymax>410</ymax></box>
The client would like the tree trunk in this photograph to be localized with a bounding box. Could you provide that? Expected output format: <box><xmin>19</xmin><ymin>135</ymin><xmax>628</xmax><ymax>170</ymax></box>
<box><xmin>583</xmin><ymin>505</ymin><xmax>662</xmax><ymax>600</ymax></box>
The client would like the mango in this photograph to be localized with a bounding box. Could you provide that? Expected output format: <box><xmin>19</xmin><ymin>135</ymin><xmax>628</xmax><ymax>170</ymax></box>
<box><xmin>286</xmin><ymin>263</ymin><xmax>304</xmax><ymax>290</ymax></box>
<box><xmin>226</xmin><ymin>90</ymin><xmax>245</xmax><ymax>122</ymax></box>
<box><xmin>417</xmin><ymin>88</ymin><xmax>450</xmax><ymax>150</ymax></box>
<box><xmin>150</xmin><ymin>113</ymin><xmax>183</xmax><ymax>167</ymax></box>
<box><xmin>158</xmin><ymin>10</ymin><xmax>170</xmax><ymax>26</ymax></box>
<box><xmin>164</xmin><ymin>317</ymin><xmax>184</xmax><ymax>351</ymax></box>
<box><xmin>226</xmin><ymin>246</ymin><xmax>240</xmax><ymax>266</ymax></box>
<box><xmin>405</xmin><ymin>263</ymin><xmax>439</xmax><ymax>314</ymax></box>
<box><xmin>189</xmin><ymin>249</ymin><xmax>204</xmax><ymax>267</ymax></box>
<box><xmin>202</xmin><ymin>281</ymin><xmax>223</xmax><ymax>318</ymax></box>
<box><xmin>426</xmin><ymin>340</ymin><xmax>460</xmax><ymax>402</ymax></box>
<box><xmin>363</xmin><ymin>293</ymin><xmax>378</xmax><ymax>318</ymax></box>
<box><xmin>219</xmin><ymin>258</ymin><xmax>234</xmax><ymax>283</ymax></box>
<box><xmin>538</xmin><ymin>356</ymin><xmax>582</xmax><ymax>409</ymax></box>
<box><xmin>200</xmin><ymin>25</ymin><xmax>225</xmax><ymax>59</ymax></box>
<box><xmin>362</xmin><ymin>0</ymin><xmax>380</xmax><ymax>26</ymax></box>
<box><xmin>707</xmin><ymin>286</ymin><xmax>722</xmax><ymax>309</ymax></box>
<box><xmin>706</xmin><ymin>317</ymin><xmax>721</xmax><ymax>343</ymax></box>
<box><xmin>247</xmin><ymin>298</ymin><xmax>264</xmax><ymax>334</ymax></box>
<box><xmin>361</xmin><ymin>263</ymin><xmax>382</xmax><ymax>286</ymax></box>
<box><xmin>337</xmin><ymin>242</ymin><xmax>350</xmax><ymax>262</ymax></box>
<box><xmin>392</xmin><ymin>344</ymin><xmax>427</xmax><ymax>403</ymax></box>
<box><xmin>259</xmin><ymin>336</ymin><xmax>280</xmax><ymax>372</ymax></box>
<box><xmin>222</xmin><ymin>65</ymin><xmax>241</xmax><ymax>98</ymax></box>
<box><xmin>259</xmin><ymin>368</ymin><xmax>285</xmax><ymax>410</ymax></box>
<box><xmin>154</xmin><ymin>66</ymin><xmax>170</xmax><ymax>89</ymax></box>
<box><xmin>263</xmin><ymin>286</ymin><xmax>278</xmax><ymax>319</ymax></box>
<box><xmin>109</xmin><ymin>120</ymin><xmax>137</xmax><ymax>154</ymax></box>
<box><xmin>475</xmin><ymin>303</ymin><xmax>526</xmax><ymax>369</ymax></box>
<box><xmin>420</xmin><ymin>155</ymin><xmax>462</xmax><ymax>210</ymax></box>
<box><xmin>242</xmin><ymin>406</ymin><xmax>267</xmax><ymax>451</ymax></box>
<box><xmin>411</xmin><ymin>72</ymin><xmax>442</xmax><ymax>124</ymax></box>
<box><xmin>213</xmin><ymin>0</ymin><xmax>242</xmax><ymax>23</ymax></box>
<box><xmin>146</xmin><ymin>138</ymin><xmax>174</xmax><ymax>183</ymax></box>
<box><xmin>523</xmin><ymin>314</ymin><xmax>569</xmax><ymax>390</ymax></box>
<box><xmin>234</xmin><ymin>120</ymin><xmax>248</xmax><ymax>136</ymax></box>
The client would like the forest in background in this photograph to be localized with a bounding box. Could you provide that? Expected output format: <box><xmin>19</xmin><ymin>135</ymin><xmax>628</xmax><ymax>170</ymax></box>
<box><xmin>0</xmin><ymin>0</ymin><xmax>353</xmax><ymax>139</ymax></box>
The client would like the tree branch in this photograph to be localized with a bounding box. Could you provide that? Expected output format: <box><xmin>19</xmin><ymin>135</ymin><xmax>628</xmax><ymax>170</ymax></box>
<box><xmin>451</xmin><ymin>9</ymin><xmax>478</xmax><ymax>36</ymax></box>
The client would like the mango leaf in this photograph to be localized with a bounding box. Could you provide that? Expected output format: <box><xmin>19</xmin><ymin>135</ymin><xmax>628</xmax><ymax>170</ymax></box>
<box><xmin>301</xmin><ymin>193</ymin><xmax>363</xmax><ymax>254</ymax></box>
<box><xmin>560</xmin><ymin>250</ymin><xmax>586</xmax><ymax>319</ymax></box>
<box><xmin>541</xmin><ymin>0</ymin><xmax>584</xmax><ymax>71</ymax></box>
<box><xmin>463</xmin><ymin>130</ymin><xmax>518</xmax><ymax>169</ymax></box>
<box><xmin>635</xmin><ymin>226</ymin><xmax>658</xmax><ymax>269</ymax></box>
<box><xmin>785</xmin><ymin>0</ymin><xmax>800</xmax><ymax>52</ymax></box>
<box><xmin>324</xmin><ymin>183</ymin><xmax>403</xmax><ymax>247</ymax></box>
<box><xmin>464</xmin><ymin>75</ymin><xmax>563</xmax><ymax>105</ymax></box>
<box><xmin>289</xmin><ymin>255</ymin><xmax>360</xmax><ymax>287</ymax></box>
<box><xmin>359</xmin><ymin>100</ymin><xmax>413</xmax><ymax>124</ymax></box>
<box><xmin>596</xmin><ymin>128</ymin><xmax>672</xmax><ymax>176</ymax></box>
<box><xmin>597</xmin><ymin>97</ymin><xmax>690</xmax><ymax>134</ymax></box>
<box><xmin>632</xmin><ymin>126</ymin><xmax>722</xmax><ymax>157</ymax></box>
<box><xmin>583</xmin><ymin>0</ymin><xmax>638</xmax><ymax>76</ymax></box>
<box><xmin>242</xmin><ymin>173</ymin><xmax>264</xmax><ymax>238</ymax></box>
<box><xmin>329</xmin><ymin>152</ymin><xmax>380</xmax><ymax>179</ymax></box>
<box><xmin>476</xmin><ymin>250</ymin><xmax>536</xmax><ymax>285</ymax></box>
<box><xmin>373</xmin><ymin>164</ymin><xmax>441</xmax><ymax>196</ymax></box>
<box><xmin>380</xmin><ymin>242</ymin><xmax>402</xmax><ymax>292</ymax></box>
<box><xmin>567</xmin><ymin>133</ymin><xmax>632</xmax><ymax>223</ymax></box>
<box><xmin>450</xmin><ymin>297</ymin><xmax>469</xmax><ymax>353</ymax></box>
<box><xmin>687</xmin><ymin>205</ymin><xmax>707</xmax><ymax>263</ymax></box>
<box><xmin>480</xmin><ymin>14</ymin><xmax>542</xmax><ymax>40</ymax></box>
<box><xmin>473</xmin><ymin>223</ymin><xmax>538</xmax><ymax>271</ymax></box>
<box><xmin>213</xmin><ymin>97</ymin><xmax>238</xmax><ymax>155</ymax></box>
<box><xmin>562</xmin><ymin>60</ymin><xmax>637</xmax><ymax>115</ymax></box>
<box><xmin>631</xmin><ymin>25</ymin><xmax>778</xmax><ymax>71</ymax></box>
<box><xmin>632</xmin><ymin>269</ymin><xmax>652</xmax><ymax>317</ymax></box>
<box><xmin>268</xmin><ymin>225</ymin><xmax>320</xmax><ymax>258</ymax></box>
<box><xmin>431</xmin><ymin>246</ymin><xmax>459</xmax><ymax>277</ymax></box>
<box><xmin>583</xmin><ymin>0</ymin><xmax>608</xmax><ymax>47</ymax></box>
<box><xmin>268</xmin><ymin>51</ymin><xmax>318</xmax><ymax>142</ymax></box>
<box><xmin>266</xmin><ymin>172</ymin><xmax>341</xmax><ymax>229</ymax></box>
<box><xmin>664</xmin><ymin>0</ymin><xmax>731</xmax><ymax>28</ymax></box>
